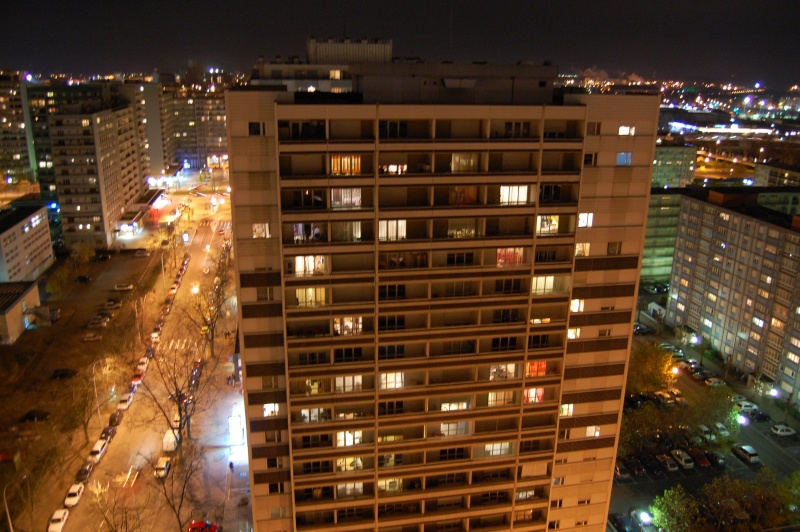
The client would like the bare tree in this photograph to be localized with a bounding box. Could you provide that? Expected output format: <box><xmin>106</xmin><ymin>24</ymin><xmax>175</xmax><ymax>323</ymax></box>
<box><xmin>148</xmin><ymin>440</ymin><xmax>206</xmax><ymax>531</ymax></box>
<box><xmin>88</xmin><ymin>479</ymin><xmax>152</xmax><ymax>531</ymax></box>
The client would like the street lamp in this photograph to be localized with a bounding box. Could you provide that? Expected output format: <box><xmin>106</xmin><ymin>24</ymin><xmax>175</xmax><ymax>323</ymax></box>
<box><xmin>3</xmin><ymin>479</ymin><xmax>23</xmax><ymax>532</ymax></box>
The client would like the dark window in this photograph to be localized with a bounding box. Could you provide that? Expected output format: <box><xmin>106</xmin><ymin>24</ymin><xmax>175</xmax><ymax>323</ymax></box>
<box><xmin>439</xmin><ymin>448</ymin><xmax>466</xmax><ymax>460</ymax></box>
<box><xmin>302</xmin><ymin>461</ymin><xmax>332</xmax><ymax>474</ymax></box>
<box><xmin>535</xmin><ymin>249</ymin><xmax>557</xmax><ymax>262</ymax></box>
<box><xmin>491</xmin><ymin>337</ymin><xmax>517</xmax><ymax>351</ymax></box>
<box><xmin>248</xmin><ymin>122</ymin><xmax>263</xmax><ymax>136</ymax></box>
<box><xmin>379</xmin><ymin>284</ymin><xmax>406</xmax><ymax>300</ymax></box>
<box><xmin>447</xmin><ymin>252</ymin><xmax>474</xmax><ymax>266</ymax></box>
<box><xmin>528</xmin><ymin>334</ymin><xmax>549</xmax><ymax>349</ymax></box>
<box><xmin>299</xmin><ymin>352</ymin><xmax>329</xmax><ymax>365</ymax></box>
<box><xmin>539</xmin><ymin>184</ymin><xmax>562</xmax><ymax>203</ymax></box>
<box><xmin>378</xmin><ymin>401</ymin><xmax>404</xmax><ymax>415</ymax></box>
<box><xmin>495</xmin><ymin>279</ymin><xmax>522</xmax><ymax>293</ymax></box>
<box><xmin>379</xmin><ymin>120</ymin><xmax>408</xmax><ymax>139</ymax></box>
<box><xmin>333</xmin><ymin>347</ymin><xmax>362</xmax><ymax>363</ymax></box>
<box><xmin>493</xmin><ymin>309</ymin><xmax>519</xmax><ymax>323</ymax></box>
<box><xmin>291</xmin><ymin>189</ymin><xmax>326</xmax><ymax>209</ymax></box>
<box><xmin>378</xmin><ymin>315</ymin><xmax>405</xmax><ymax>331</ymax></box>
<box><xmin>378</xmin><ymin>345</ymin><xmax>405</xmax><ymax>359</ymax></box>
<box><xmin>301</xmin><ymin>434</ymin><xmax>331</xmax><ymax>448</ymax></box>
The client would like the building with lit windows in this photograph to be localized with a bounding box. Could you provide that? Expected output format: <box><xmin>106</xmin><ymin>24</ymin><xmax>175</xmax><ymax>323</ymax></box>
<box><xmin>227</xmin><ymin>62</ymin><xmax>659</xmax><ymax>531</ymax></box>
<box><xmin>0</xmin><ymin>70</ymin><xmax>34</xmax><ymax>183</ymax></box>
<box><xmin>651</xmin><ymin>144</ymin><xmax>695</xmax><ymax>188</ymax></box>
<box><xmin>754</xmin><ymin>161</ymin><xmax>800</xmax><ymax>188</ymax></box>
<box><xmin>665</xmin><ymin>188</ymin><xmax>800</xmax><ymax>402</ymax></box>
<box><xmin>641</xmin><ymin>191</ymin><xmax>682</xmax><ymax>282</ymax></box>
<box><xmin>0</xmin><ymin>205</ymin><xmax>53</xmax><ymax>281</ymax></box>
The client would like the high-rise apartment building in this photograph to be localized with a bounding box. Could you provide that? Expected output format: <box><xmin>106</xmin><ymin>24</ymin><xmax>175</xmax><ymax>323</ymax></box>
<box><xmin>0</xmin><ymin>70</ymin><xmax>34</xmax><ymax>183</ymax></box>
<box><xmin>227</xmin><ymin>62</ymin><xmax>658</xmax><ymax>531</ymax></box>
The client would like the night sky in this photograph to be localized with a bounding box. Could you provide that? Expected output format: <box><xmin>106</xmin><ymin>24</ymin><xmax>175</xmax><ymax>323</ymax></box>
<box><xmin>2</xmin><ymin>0</ymin><xmax>798</xmax><ymax>88</ymax></box>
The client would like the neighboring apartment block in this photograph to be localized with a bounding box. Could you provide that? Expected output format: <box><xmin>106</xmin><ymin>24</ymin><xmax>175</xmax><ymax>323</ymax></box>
<box><xmin>641</xmin><ymin>191</ymin><xmax>682</xmax><ymax>282</ymax></box>
<box><xmin>651</xmin><ymin>144</ymin><xmax>695</xmax><ymax>188</ymax></box>
<box><xmin>0</xmin><ymin>205</ymin><xmax>53</xmax><ymax>281</ymax></box>
<box><xmin>0</xmin><ymin>70</ymin><xmax>34</xmax><ymax>182</ymax></box>
<box><xmin>665</xmin><ymin>188</ymin><xmax>800</xmax><ymax>398</ymax></box>
<box><xmin>754</xmin><ymin>161</ymin><xmax>800</xmax><ymax>188</ymax></box>
<box><xmin>227</xmin><ymin>62</ymin><xmax>658</xmax><ymax>531</ymax></box>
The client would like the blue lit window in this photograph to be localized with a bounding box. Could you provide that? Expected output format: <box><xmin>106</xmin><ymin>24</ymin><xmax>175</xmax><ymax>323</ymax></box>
<box><xmin>616</xmin><ymin>152</ymin><xmax>633</xmax><ymax>166</ymax></box>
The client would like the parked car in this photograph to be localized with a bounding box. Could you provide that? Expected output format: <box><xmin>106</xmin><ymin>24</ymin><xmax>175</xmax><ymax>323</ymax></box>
<box><xmin>640</xmin><ymin>454</ymin><xmax>665</xmax><ymax>478</ymax></box>
<box><xmin>87</xmin><ymin>319</ymin><xmax>108</xmax><ymax>329</ymax></box>
<box><xmin>771</xmin><ymin>424</ymin><xmax>797</xmax><ymax>438</ymax></box>
<box><xmin>654</xmin><ymin>391</ymin><xmax>675</xmax><ymax>407</ymax></box>
<box><xmin>135</xmin><ymin>249</ymin><xmax>151</xmax><ymax>257</ymax></box>
<box><xmin>187</xmin><ymin>521</ymin><xmax>220</xmax><ymax>532</ymax></box>
<box><xmin>687</xmin><ymin>447</ymin><xmax>711</xmax><ymax>467</ymax></box>
<box><xmin>83</xmin><ymin>332</ymin><xmax>103</xmax><ymax>342</ymax></box>
<box><xmin>76</xmin><ymin>275</ymin><xmax>92</xmax><ymax>283</ymax></box>
<box><xmin>658</xmin><ymin>342</ymin><xmax>684</xmax><ymax>355</ymax></box>
<box><xmin>100</xmin><ymin>425</ymin><xmax>117</xmax><ymax>443</ymax></box>
<box><xmin>137</xmin><ymin>357</ymin><xmax>149</xmax><ymax>371</ymax></box>
<box><xmin>117</xmin><ymin>392</ymin><xmax>134</xmax><ymax>411</ymax></box>
<box><xmin>114</xmin><ymin>283</ymin><xmax>134</xmax><ymax>291</ymax></box>
<box><xmin>670</xmin><ymin>449</ymin><xmax>695</xmax><ymax>469</ymax></box>
<box><xmin>732</xmin><ymin>444</ymin><xmax>760</xmax><ymax>464</ymax></box>
<box><xmin>633</xmin><ymin>322</ymin><xmax>654</xmax><ymax>335</ymax></box>
<box><xmin>735</xmin><ymin>401</ymin><xmax>758</xmax><ymax>413</ymax></box>
<box><xmin>705</xmin><ymin>377</ymin><xmax>727</xmax><ymax>387</ymax></box>
<box><xmin>93</xmin><ymin>253</ymin><xmax>111</xmax><ymax>262</ymax></box>
<box><xmin>51</xmin><ymin>368</ymin><xmax>77</xmax><ymax>380</ymax></box>
<box><xmin>705</xmin><ymin>450</ymin><xmax>726</xmax><ymax>468</ymax></box>
<box><xmin>18</xmin><ymin>409</ymin><xmax>50</xmax><ymax>423</ymax></box>
<box><xmin>614</xmin><ymin>462</ymin><xmax>632</xmax><ymax>480</ymax></box>
<box><xmin>748</xmin><ymin>409</ymin><xmax>771</xmax><ymax>422</ymax></box>
<box><xmin>63</xmin><ymin>482</ymin><xmax>84</xmax><ymax>507</ymax></box>
<box><xmin>656</xmin><ymin>453</ymin><xmax>680</xmax><ymax>472</ymax></box>
<box><xmin>714</xmin><ymin>422</ymin><xmax>731</xmax><ymax>439</ymax></box>
<box><xmin>678</xmin><ymin>359</ymin><xmax>698</xmax><ymax>370</ymax></box>
<box><xmin>154</xmin><ymin>456</ymin><xmax>172</xmax><ymax>479</ymax></box>
<box><xmin>105</xmin><ymin>299</ymin><xmax>122</xmax><ymax>309</ymax></box>
<box><xmin>48</xmin><ymin>509</ymin><xmax>69</xmax><ymax>532</ymax></box>
<box><xmin>729</xmin><ymin>393</ymin><xmax>747</xmax><ymax>403</ymax></box>
<box><xmin>623</xmin><ymin>457</ymin><xmax>646</xmax><ymax>477</ymax></box>
<box><xmin>75</xmin><ymin>460</ymin><xmax>94</xmax><ymax>482</ymax></box>
<box><xmin>608</xmin><ymin>513</ymin><xmax>639</xmax><ymax>532</ymax></box>
<box><xmin>131</xmin><ymin>369</ymin><xmax>145</xmax><ymax>386</ymax></box>
<box><xmin>108</xmin><ymin>411</ymin><xmax>124</xmax><ymax>426</ymax></box>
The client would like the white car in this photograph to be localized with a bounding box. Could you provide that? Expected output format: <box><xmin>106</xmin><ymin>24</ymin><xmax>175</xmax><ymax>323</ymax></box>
<box><xmin>83</xmin><ymin>333</ymin><xmax>102</xmax><ymax>342</ymax></box>
<box><xmin>154</xmin><ymin>456</ymin><xmax>172</xmax><ymax>479</ymax></box>
<box><xmin>670</xmin><ymin>449</ymin><xmax>694</xmax><ymax>469</ymax></box>
<box><xmin>705</xmin><ymin>377</ymin><xmax>727</xmax><ymax>387</ymax></box>
<box><xmin>714</xmin><ymin>422</ymin><xmax>731</xmax><ymax>439</ymax></box>
<box><xmin>729</xmin><ymin>394</ymin><xmax>747</xmax><ymax>403</ymax></box>
<box><xmin>735</xmin><ymin>401</ymin><xmax>758</xmax><ymax>413</ymax></box>
<box><xmin>667</xmin><ymin>387</ymin><xmax>682</xmax><ymax>397</ymax></box>
<box><xmin>137</xmin><ymin>357</ymin><xmax>149</xmax><ymax>371</ymax></box>
<box><xmin>115</xmin><ymin>283</ymin><xmax>134</xmax><ymax>291</ymax></box>
<box><xmin>48</xmin><ymin>509</ymin><xmax>69</xmax><ymax>532</ymax></box>
<box><xmin>64</xmin><ymin>483</ymin><xmax>84</xmax><ymax>507</ymax></box>
<box><xmin>117</xmin><ymin>392</ymin><xmax>134</xmax><ymax>411</ymax></box>
<box><xmin>771</xmin><ymin>424</ymin><xmax>797</xmax><ymax>438</ymax></box>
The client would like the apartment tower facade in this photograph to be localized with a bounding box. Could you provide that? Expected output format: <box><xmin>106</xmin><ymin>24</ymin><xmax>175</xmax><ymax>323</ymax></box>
<box><xmin>227</xmin><ymin>63</ymin><xmax>658</xmax><ymax>531</ymax></box>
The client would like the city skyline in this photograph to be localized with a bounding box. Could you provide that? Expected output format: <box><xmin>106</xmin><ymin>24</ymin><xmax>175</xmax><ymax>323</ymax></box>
<box><xmin>1</xmin><ymin>0</ymin><xmax>798</xmax><ymax>88</ymax></box>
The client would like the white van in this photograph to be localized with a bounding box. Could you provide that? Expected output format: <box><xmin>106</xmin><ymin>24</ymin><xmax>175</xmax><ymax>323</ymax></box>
<box><xmin>89</xmin><ymin>439</ymin><xmax>108</xmax><ymax>463</ymax></box>
<box><xmin>162</xmin><ymin>429</ymin><xmax>180</xmax><ymax>453</ymax></box>
<box><xmin>154</xmin><ymin>456</ymin><xmax>172</xmax><ymax>479</ymax></box>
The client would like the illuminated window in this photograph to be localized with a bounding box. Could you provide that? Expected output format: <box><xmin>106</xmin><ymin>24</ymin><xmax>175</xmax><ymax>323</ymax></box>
<box><xmin>335</xmin><ymin>375</ymin><xmax>362</xmax><ymax>392</ymax></box>
<box><xmin>451</xmin><ymin>153</ymin><xmax>478</xmax><ymax>172</ymax></box>
<box><xmin>331</xmin><ymin>155</ymin><xmax>361</xmax><ymax>175</ymax></box>
<box><xmin>263</xmin><ymin>403</ymin><xmax>279</xmax><ymax>417</ymax></box>
<box><xmin>440</xmin><ymin>421</ymin><xmax>468</xmax><ymax>435</ymax></box>
<box><xmin>336</xmin><ymin>430</ymin><xmax>362</xmax><ymax>447</ymax></box>
<box><xmin>570</xmin><ymin>299</ymin><xmax>584</xmax><ymax>312</ymax></box>
<box><xmin>440</xmin><ymin>402</ymin><xmax>467</xmax><ymax>411</ymax></box>
<box><xmin>252</xmin><ymin>223</ymin><xmax>270</xmax><ymax>238</ymax></box>
<box><xmin>485</xmin><ymin>442</ymin><xmax>511</xmax><ymax>456</ymax></box>
<box><xmin>336</xmin><ymin>457</ymin><xmax>363</xmax><ymax>471</ymax></box>
<box><xmin>333</xmin><ymin>316</ymin><xmax>362</xmax><ymax>336</ymax></box>
<box><xmin>81</xmin><ymin>118</ymin><xmax>90</xmax><ymax>127</ymax></box>
<box><xmin>677</xmin><ymin>302</ymin><xmax>686</xmax><ymax>312</ymax></box>
<box><xmin>707</xmin><ymin>293</ymin><xmax>717</xmax><ymax>303</ymax></box>
<box><xmin>329</xmin><ymin>70</ymin><xmax>342</xmax><ymax>80</ymax></box>
<box><xmin>294</xmin><ymin>255</ymin><xmax>326</xmax><ymax>275</ymax></box>
<box><xmin>500</xmin><ymin>185</ymin><xmax>528</xmax><ymax>205</ymax></box>
<box><xmin>380</xmin><ymin>372</ymin><xmax>404</xmax><ymax>390</ymax></box>
<box><xmin>585</xmin><ymin>425</ymin><xmax>600</xmax><ymax>437</ymax></box>
<box><xmin>575</xmin><ymin>242</ymin><xmax>590</xmax><ymax>257</ymax></box>
<box><xmin>490</xmin><ymin>364</ymin><xmax>515</xmax><ymax>380</ymax></box>
<box><xmin>536</xmin><ymin>215</ymin><xmax>559</xmax><ymax>235</ymax></box>
<box><xmin>680</xmin><ymin>279</ymin><xmax>689</xmax><ymax>287</ymax></box>
<box><xmin>703</xmin><ymin>318</ymin><xmax>713</xmax><ymax>328</ymax></box>
<box><xmin>488</xmin><ymin>391</ymin><xmax>514</xmax><ymax>406</ymax></box>
<box><xmin>578</xmin><ymin>212</ymin><xmax>593</xmax><ymax>228</ymax></box>
<box><xmin>337</xmin><ymin>482</ymin><xmax>363</xmax><ymax>498</ymax></box>
<box><xmin>771</xmin><ymin>318</ymin><xmax>785</xmax><ymax>331</ymax></box>
<box><xmin>616</xmin><ymin>152</ymin><xmax>633</xmax><ymax>166</ymax></box>
<box><xmin>753</xmin><ymin>317</ymin><xmax>764</xmax><ymax>328</ymax></box>
<box><xmin>496</xmin><ymin>247</ymin><xmax>523</xmax><ymax>267</ymax></box>
<box><xmin>567</xmin><ymin>328</ymin><xmax>580</xmax><ymax>339</ymax></box>
<box><xmin>523</xmin><ymin>387</ymin><xmax>545</xmax><ymax>403</ymax></box>
<box><xmin>300</xmin><ymin>407</ymin><xmax>330</xmax><ymax>422</ymax></box>
<box><xmin>379</xmin><ymin>220</ymin><xmax>406</xmax><ymax>241</ymax></box>
<box><xmin>531</xmin><ymin>276</ymin><xmax>555</xmax><ymax>295</ymax></box>
<box><xmin>527</xmin><ymin>360</ymin><xmax>547</xmax><ymax>377</ymax></box>
<box><xmin>331</xmin><ymin>188</ymin><xmax>362</xmax><ymax>209</ymax></box>
<box><xmin>618</xmin><ymin>126</ymin><xmax>635</xmax><ymax>136</ymax></box>
<box><xmin>787</xmin><ymin>352</ymin><xmax>800</xmax><ymax>365</ymax></box>
<box><xmin>560</xmin><ymin>404</ymin><xmax>574</xmax><ymax>417</ymax></box>
<box><xmin>295</xmin><ymin>287</ymin><xmax>326</xmax><ymax>307</ymax></box>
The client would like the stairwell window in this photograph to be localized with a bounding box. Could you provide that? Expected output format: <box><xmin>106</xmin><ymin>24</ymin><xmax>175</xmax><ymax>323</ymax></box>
<box><xmin>616</xmin><ymin>152</ymin><xmax>632</xmax><ymax>166</ymax></box>
<box><xmin>379</xmin><ymin>219</ymin><xmax>406</xmax><ymax>241</ymax></box>
<box><xmin>252</xmin><ymin>223</ymin><xmax>270</xmax><ymax>238</ymax></box>
<box><xmin>578</xmin><ymin>213</ymin><xmax>593</xmax><ymax>228</ymax></box>
<box><xmin>618</xmin><ymin>126</ymin><xmax>635</xmax><ymax>136</ymax></box>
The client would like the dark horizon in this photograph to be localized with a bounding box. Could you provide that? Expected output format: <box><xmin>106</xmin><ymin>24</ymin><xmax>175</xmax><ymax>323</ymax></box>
<box><xmin>2</xmin><ymin>0</ymin><xmax>798</xmax><ymax>88</ymax></box>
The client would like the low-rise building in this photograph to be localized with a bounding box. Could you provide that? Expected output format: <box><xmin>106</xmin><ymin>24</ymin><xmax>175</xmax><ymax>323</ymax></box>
<box><xmin>0</xmin><ymin>281</ymin><xmax>40</xmax><ymax>344</ymax></box>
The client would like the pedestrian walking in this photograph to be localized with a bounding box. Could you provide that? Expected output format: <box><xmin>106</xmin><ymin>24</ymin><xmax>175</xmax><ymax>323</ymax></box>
<box><xmin>229</xmin><ymin>462</ymin><xmax>234</xmax><ymax>474</ymax></box>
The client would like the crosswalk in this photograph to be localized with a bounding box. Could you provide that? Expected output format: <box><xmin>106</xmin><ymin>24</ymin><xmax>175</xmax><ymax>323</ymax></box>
<box><xmin>160</xmin><ymin>338</ymin><xmax>203</xmax><ymax>352</ymax></box>
<box><xmin>198</xmin><ymin>220</ymin><xmax>231</xmax><ymax>232</ymax></box>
